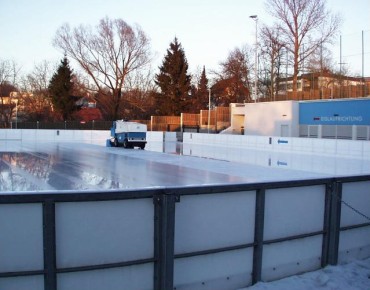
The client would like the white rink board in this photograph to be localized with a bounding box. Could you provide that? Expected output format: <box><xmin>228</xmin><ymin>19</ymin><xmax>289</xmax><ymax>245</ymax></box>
<box><xmin>174</xmin><ymin>248</ymin><xmax>253</xmax><ymax>290</ymax></box>
<box><xmin>0</xmin><ymin>276</ymin><xmax>44</xmax><ymax>290</ymax></box>
<box><xmin>338</xmin><ymin>227</ymin><xmax>370</xmax><ymax>263</ymax></box>
<box><xmin>341</xmin><ymin>181</ymin><xmax>370</xmax><ymax>227</ymax></box>
<box><xmin>55</xmin><ymin>199</ymin><xmax>154</xmax><ymax>268</ymax></box>
<box><xmin>0</xmin><ymin>204</ymin><xmax>43</xmax><ymax>272</ymax></box>
<box><xmin>175</xmin><ymin>192</ymin><xmax>256</xmax><ymax>254</ymax></box>
<box><xmin>264</xmin><ymin>185</ymin><xmax>326</xmax><ymax>240</ymax></box>
<box><xmin>58</xmin><ymin>264</ymin><xmax>153</xmax><ymax>290</ymax></box>
<box><xmin>261</xmin><ymin>235</ymin><xmax>323</xmax><ymax>281</ymax></box>
<box><xmin>183</xmin><ymin>133</ymin><xmax>370</xmax><ymax>159</ymax></box>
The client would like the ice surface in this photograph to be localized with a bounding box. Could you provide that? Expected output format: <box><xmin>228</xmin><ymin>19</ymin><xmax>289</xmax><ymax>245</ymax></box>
<box><xmin>0</xmin><ymin>140</ymin><xmax>369</xmax><ymax>192</ymax></box>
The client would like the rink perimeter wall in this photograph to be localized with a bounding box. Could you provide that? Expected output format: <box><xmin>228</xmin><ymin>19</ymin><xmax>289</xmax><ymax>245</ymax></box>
<box><xmin>183</xmin><ymin>132</ymin><xmax>370</xmax><ymax>159</ymax></box>
<box><xmin>0</xmin><ymin>129</ymin><xmax>177</xmax><ymax>143</ymax></box>
<box><xmin>0</xmin><ymin>178</ymin><xmax>369</xmax><ymax>290</ymax></box>
<box><xmin>0</xmin><ymin>130</ymin><xmax>369</xmax><ymax>290</ymax></box>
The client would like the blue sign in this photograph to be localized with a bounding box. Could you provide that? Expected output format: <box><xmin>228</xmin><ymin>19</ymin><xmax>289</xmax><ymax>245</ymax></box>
<box><xmin>278</xmin><ymin>139</ymin><xmax>288</xmax><ymax>144</ymax></box>
<box><xmin>299</xmin><ymin>99</ymin><xmax>370</xmax><ymax>125</ymax></box>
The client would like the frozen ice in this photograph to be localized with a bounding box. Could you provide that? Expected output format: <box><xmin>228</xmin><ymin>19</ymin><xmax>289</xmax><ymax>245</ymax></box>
<box><xmin>0</xmin><ymin>140</ymin><xmax>369</xmax><ymax>192</ymax></box>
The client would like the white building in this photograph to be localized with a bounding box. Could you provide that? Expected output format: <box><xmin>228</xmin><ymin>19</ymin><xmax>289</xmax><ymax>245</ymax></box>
<box><xmin>229</xmin><ymin>98</ymin><xmax>370</xmax><ymax>140</ymax></box>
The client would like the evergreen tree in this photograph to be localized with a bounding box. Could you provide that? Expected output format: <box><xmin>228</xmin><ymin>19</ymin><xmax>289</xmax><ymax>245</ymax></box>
<box><xmin>48</xmin><ymin>57</ymin><xmax>78</xmax><ymax>120</ymax></box>
<box><xmin>155</xmin><ymin>38</ymin><xmax>191</xmax><ymax>115</ymax></box>
<box><xmin>197</xmin><ymin>66</ymin><xmax>209</xmax><ymax>110</ymax></box>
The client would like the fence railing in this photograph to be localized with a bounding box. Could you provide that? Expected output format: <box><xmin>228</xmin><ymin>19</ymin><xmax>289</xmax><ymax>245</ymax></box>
<box><xmin>3</xmin><ymin>107</ymin><xmax>231</xmax><ymax>133</ymax></box>
<box><xmin>0</xmin><ymin>175</ymin><xmax>369</xmax><ymax>290</ymax></box>
<box><xmin>7</xmin><ymin>121</ymin><xmax>113</xmax><ymax>131</ymax></box>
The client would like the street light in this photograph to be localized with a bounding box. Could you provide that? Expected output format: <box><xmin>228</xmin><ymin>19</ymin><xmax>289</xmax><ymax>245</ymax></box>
<box><xmin>10</xmin><ymin>92</ymin><xmax>19</xmax><ymax>129</ymax></box>
<box><xmin>15</xmin><ymin>100</ymin><xmax>18</xmax><ymax>129</ymax></box>
<box><xmin>208</xmin><ymin>88</ymin><xmax>211</xmax><ymax>134</ymax></box>
<box><xmin>250</xmin><ymin>15</ymin><xmax>258</xmax><ymax>103</ymax></box>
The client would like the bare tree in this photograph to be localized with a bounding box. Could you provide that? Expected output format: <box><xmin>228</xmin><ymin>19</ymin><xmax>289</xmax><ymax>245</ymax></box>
<box><xmin>212</xmin><ymin>46</ymin><xmax>252</xmax><ymax>105</ymax></box>
<box><xmin>259</xmin><ymin>25</ymin><xmax>286</xmax><ymax>100</ymax></box>
<box><xmin>118</xmin><ymin>67</ymin><xmax>157</xmax><ymax>119</ymax></box>
<box><xmin>304</xmin><ymin>44</ymin><xmax>335</xmax><ymax>73</ymax></box>
<box><xmin>265</xmin><ymin>0</ymin><xmax>341</xmax><ymax>99</ymax></box>
<box><xmin>53</xmin><ymin>17</ymin><xmax>152</xmax><ymax>120</ymax></box>
<box><xmin>20</xmin><ymin>61</ymin><xmax>55</xmax><ymax>121</ymax></box>
<box><xmin>0</xmin><ymin>59</ymin><xmax>20</xmax><ymax>127</ymax></box>
<box><xmin>21</xmin><ymin>61</ymin><xmax>53</xmax><ymax>93</ymax></box>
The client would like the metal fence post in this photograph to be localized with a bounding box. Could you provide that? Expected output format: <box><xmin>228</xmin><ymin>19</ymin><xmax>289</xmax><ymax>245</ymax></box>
<box><xmin>252</xmin><ymin>188</ymin><xmax>265</xmax><ymax>284</ymax></box>
<box><xmin>154</xmin><ymin>193</ymin><xmax>178</xmax><ymax>290</ymax></box>
<box><xmin>43</xmin><ymin>200</ymin><xmax>57</xmax><ymax>290</ymax></box>
<box><xmin>327</xmin><ymin>181</ymin><xmax>343</xmax><ymax>265</ymax></box>
<box><xmin>321</xmin><ymin>182</ymin><xmax>332</xmax><ymax>267</ymax></box>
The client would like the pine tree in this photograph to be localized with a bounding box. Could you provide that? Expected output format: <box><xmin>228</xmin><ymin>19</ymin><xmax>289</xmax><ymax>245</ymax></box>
<box><xmin>197</xmin><ymin>66</ymin><xmax>209</xmax><ymax>109</ymax></box>
<box><xmin>48</xmin><ymin>57</ymin><xmax>78</xmax><ymax>121</ymax></box>
<box><xmin>155</xmin><ymin>38</ymin><xmax>191</xmax><ymax>115</ymax></box>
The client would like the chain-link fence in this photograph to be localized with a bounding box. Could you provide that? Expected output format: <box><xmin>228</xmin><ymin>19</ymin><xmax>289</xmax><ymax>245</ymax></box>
<box><xmin>7</xmin><ymin>121</ymin><xmax>113</xmax><ymax>130</ymax></box>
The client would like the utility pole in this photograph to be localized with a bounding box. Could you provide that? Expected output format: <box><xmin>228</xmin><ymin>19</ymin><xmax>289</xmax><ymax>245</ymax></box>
<box><xmin>208</xmin><ymin>88</ymin><xmax>211</xmax><ymax>134</ymax></box>
<box><xmin>250</xmin><ymin>15</ymin><xmax>258</xmax><ymax>102</ymax></box>
<box><xmin>362</xmin><ymin>30</ymin><xmax>365</xmax><ymax>97</ymax></box>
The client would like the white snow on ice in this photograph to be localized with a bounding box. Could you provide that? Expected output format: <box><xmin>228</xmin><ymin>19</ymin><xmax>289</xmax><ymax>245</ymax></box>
<box><xmin>241</xmin><ymin>258</ymin><xmax>370</xmax><ymax>290</ymax></box>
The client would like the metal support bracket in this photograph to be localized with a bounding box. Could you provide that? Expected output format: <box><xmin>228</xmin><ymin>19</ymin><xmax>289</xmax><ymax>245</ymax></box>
<box><xmin>153</xmin><ymin>193</ymin><xmax>179</xmax><ymax>290</ymax></box>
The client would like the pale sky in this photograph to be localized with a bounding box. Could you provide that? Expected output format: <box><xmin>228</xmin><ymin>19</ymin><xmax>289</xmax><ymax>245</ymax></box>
<box><xmin>0</xmin><ymin>0</ymin><xmax>369</xmax><ymax>77</ymax></box>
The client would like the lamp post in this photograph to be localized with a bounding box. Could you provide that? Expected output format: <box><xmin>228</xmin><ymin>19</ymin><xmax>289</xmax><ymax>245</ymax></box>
<box><xmin>10</xmin><ymin>92</ymin><xmax>19</xmax><ymax>129</ymax></box>
<box><xmin>15</xmin><ymin>99</ymin><xmax>18</xmax><ymax>129</ymax></box>
<box><xmin>250</xmin><ymin>15</ymin><xmax>258</xmax><ymax>103</ymax></box>
<box><xmin>208</xmin><ymin>88</ymin><xmax>211</xmax><ymax>133</ymax></box>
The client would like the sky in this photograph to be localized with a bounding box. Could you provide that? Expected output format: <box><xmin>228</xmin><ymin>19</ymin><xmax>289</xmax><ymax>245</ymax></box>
<box><xmin>0</xmin><ymin>0</ymin><xmax>369</xmax><ymax>77</ymax></box>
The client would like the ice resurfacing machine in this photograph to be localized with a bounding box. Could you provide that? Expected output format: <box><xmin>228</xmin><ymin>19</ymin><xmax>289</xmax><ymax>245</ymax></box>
<box><xmin>110</xmin><ymin>120</ymin><xmax>147</xmax><ymax>149</ymax></box>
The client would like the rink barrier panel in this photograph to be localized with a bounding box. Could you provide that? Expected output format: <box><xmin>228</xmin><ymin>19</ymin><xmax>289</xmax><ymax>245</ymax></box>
<box><xmin>0</xmin><ymin>129</ymin><xmax>177</xmax><ymax>144</ymax></box>
<box><xmin>2</xmin><ymin>129</ymin><xmax>369</xmax><ymax>158</ymax></box>
<box><xmin>183</xmin><ymin>132</ymin><xmax>370</xmax><ymax>159</ymax></box>
<box><xmin>0</xmin><ymin>176</ymin><xmax>369</xmax><ymax>290</ymax></box>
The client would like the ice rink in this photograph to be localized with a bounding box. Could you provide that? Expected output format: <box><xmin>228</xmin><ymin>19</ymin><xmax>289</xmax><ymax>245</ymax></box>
<box><xmin>1</xmin><ymin>140</ymin><xmax>370</xmax><ymax>192</ymax></box>
<box><xmin>1</xmin><ymin>138</ymin><xmax>369</xmax><ymax>290</ymax></box>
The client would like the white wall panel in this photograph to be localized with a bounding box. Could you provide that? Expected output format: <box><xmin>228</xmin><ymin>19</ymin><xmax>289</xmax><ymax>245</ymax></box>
<box><xmin>0</xmin><ymin>276</ymin><xmax>44</xmax><ymax>290</ymax></box>
<box><xmin>164</xmin><ymin>132</ymin><xmax>177</xmax><ymax>141</ymax></box>
<box><xmin>21</xmin><ymin>129</ymin><xmax>37</xmax><ymax>140</ymax></box>
<box><xmin>0</xmin><ymin>129</ymin><xmax>6</xmax><ymax>139</ymax></box>
<box><xmin>77</xmin><ymin>130</ymin><xmax>93</xmax><ymax>142</ymax></box>
<box><xmin>174</xmin><ymin>248</ymin><xmax>253</xmax><ymax>290</ymax></box>
<box><xmin>175</xmin><ymin>192</ymin><xmax>255</xmax><ymax>254</ymax></box>
<box><xmin>262</xmin><ymin>236</ymin><xmax>322</xmax><ymax>281</ymax></box>
<box><xmin>0</xmin><ymin>204</ymin><xmax>43</xmax><ymax>272</ymax></box>
<box><xmin>36</xmin><ymin>129</ymin><xmax>55</xmax><ymax>140</ymax></box>
<box><xmin>4</xmin><ymin>129</ymin><xmax>21</xmax><ymax>140</ymax></box>
<box><xmin>338</xmin><ymin>227</ymin><xmax>370</xmax><ymax>263</ymax></box>
<box><xmin>341</xmin><ymin>181</ymin><xmax>370</xmax><ymax>227</ymax></box>
<box><xmin>58</xmin><ymin>264</ymin><xmax>153</xmax><ymax>290</ymax></box>
<box><xmin>264</xmin><ymin>186</ymin><xmax>325</xmax><ymax>240</ymax></box>
<box><xmin>146</xmin><ymin>131</ymin><xmax>164</xmax><ymax>142</ymax></box>
<box><xmin>56</xmin><ymin>199</ymin><xmax>153</xmax><ymax>268</ymax></box>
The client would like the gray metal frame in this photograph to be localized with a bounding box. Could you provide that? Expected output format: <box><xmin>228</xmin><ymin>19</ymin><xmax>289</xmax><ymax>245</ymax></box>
<box><xmin>0</xmin><ymin>175</ymin><xmax>369</xmax><ymax>290</ymax></box>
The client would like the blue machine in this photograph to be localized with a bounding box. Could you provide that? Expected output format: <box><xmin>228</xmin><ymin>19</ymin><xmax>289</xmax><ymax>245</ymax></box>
<box><xmin>110</xmin><ymin>120</ymin><xmax>147</xmax><ymax>149</ymax></box>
